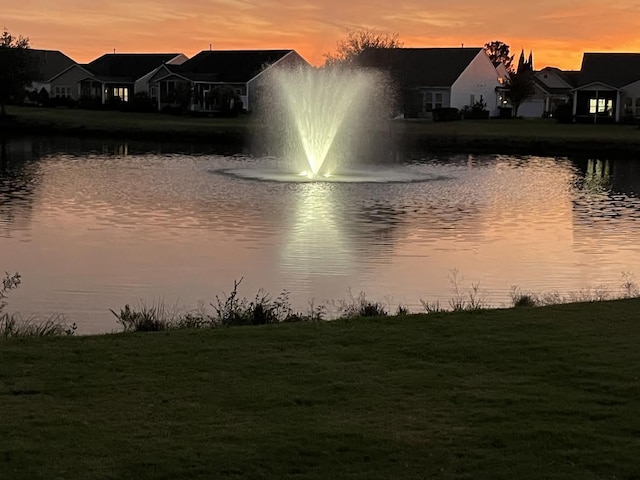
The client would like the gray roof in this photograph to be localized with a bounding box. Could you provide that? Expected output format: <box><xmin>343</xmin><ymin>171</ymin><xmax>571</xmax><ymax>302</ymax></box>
<box><xmin>579</xmin><ymin>53</ymin><xmax>640</xmax><ymax>88</ymax></box>
<box><xmin>27</xmin><ymin>49</ymin><xmax>77</xmax><ymax>82</ymax></box>
<box><xmin>86</xmin><ymin>53</ymin><xmax>182</xmax><ymax>83</ymax></box>
<box><xmin>170</xmin><ymin>50</ymin><xmax>295</xmax><ymax>83</ymax></box>
<box><xmin>357</xmin><ymin>48</ymin><xmax>482</xmax><ymax>87</ymax></box>
<box><xmin>534</xmin><ymin>67</ymin><xmax>580</xmax><ymax>94</ymax></box>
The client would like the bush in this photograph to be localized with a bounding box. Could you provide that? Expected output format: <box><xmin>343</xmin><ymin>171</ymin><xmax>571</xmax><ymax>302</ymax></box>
<box><xmin>461</xmin><ymin>99</ymin><xmax>490</xmax><ymax>120</ymax></box>
<box><xmin>555</xmin><ymin>103</ymin><xmax>573</xmax><ymax>123</ymax></box>
<box><xmin>334</xmin><ymin>290</ymin><xmax>388</xmax><ymax>319</ymax></box>
<box><xmin>432</xmin><ymin>107</ymin><xmax>460</xmax><ymax>122</ymax></box>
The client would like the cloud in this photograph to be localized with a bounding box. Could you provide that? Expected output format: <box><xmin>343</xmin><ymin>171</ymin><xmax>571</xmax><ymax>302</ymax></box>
<box><xmin>3</xmin><ymin>0</ymin><xmax>640</xmax><ymax>68</ymax></box>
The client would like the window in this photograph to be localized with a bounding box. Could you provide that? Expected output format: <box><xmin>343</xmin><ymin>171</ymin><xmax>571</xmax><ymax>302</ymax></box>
<box><xmin>423</xmin><ymin>92</ymin><xmax>433</xmax><ymax>111</ymax></box>
<box><xmin>422</xmin><ymin>91</ymin><xmax>445</xmax><ymax>112</ymax></box>
<box><xmin>434</xmin><ymin>93</ymin><xmax>443</xmax><ymax>109</ymax></box>
<box><xmin>54</xmin><ymin>86</ymin><xmax>72</xmax><ymax>98</ymax></box>
<box><xmin>589</xmin><ymin>98</ymin><xmax>613</xmax><ymax>115</ymax></box>
<box><xmin>636</xmin><ymin>98</ymin><xmax>640</xmax><ymax>115</ymax></box>
<box><xmin>112</xmin><ymin>87</ymin><xmax>129</xmax><ymax>102</ymax></box>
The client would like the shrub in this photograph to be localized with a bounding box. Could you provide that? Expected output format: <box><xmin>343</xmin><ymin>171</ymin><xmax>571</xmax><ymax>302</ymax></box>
<box><xmin>335</xmin><ymin>290</ymin><xmax>388</xmax><ymax>319</ymax></box>
<box><xmin>211</xmin><ymin>278</ymin><xmax>300</xmax><ymax>326</ymax></box>
<box><xmin>432</xmin><ymin>107</ymin><xmax>460</xmax><ymax>122</ymax></box>
<box><xmin>554</xmin><ymin>103</ymin><xmax>573</xmax><ymax>123</ymax></box>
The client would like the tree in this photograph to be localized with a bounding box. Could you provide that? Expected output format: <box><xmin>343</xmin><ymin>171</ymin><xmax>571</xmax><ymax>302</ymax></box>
<box><xmin>0</xmin><ymin>29</ymin><xmax>35</xmax><ymax>116</ymax></box>
<box><xmin>484</xmin><ymin>40</ymin><xmax>514</xmax><ymax>72</ymax></box>
<box><xmin>505</xmin><ymin>56</ymin><xmax>535</xmax><ymax>117</ymax></box>
<box><xmin>324</xmin><ymin>28</ymin><xmax>403</xmax><ymax>67</ymax></box>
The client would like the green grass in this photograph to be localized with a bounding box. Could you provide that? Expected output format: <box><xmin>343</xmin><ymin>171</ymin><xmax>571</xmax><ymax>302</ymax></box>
<box><xmin>1</xmin><ymin>299</ymin><xmax>640</xmax><ymax>479</ymax></box>
<box><xmin>400</xmin><ymin>117</ymin><xmax>640</xmax><ymax>142</ymax></box>
<box><xmin>4</xmin><ymin>105</ymin><xmax>252</xmax><ymax>139</ymax></box>
<box><xmin>5</xmin><ymin>106</ymin><xmax>640</xmax><ymax>148</ymax></box>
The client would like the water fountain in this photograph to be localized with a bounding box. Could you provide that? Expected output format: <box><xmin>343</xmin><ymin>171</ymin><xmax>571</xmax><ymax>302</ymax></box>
<box><xmin>221</xmin><ymin>65</ymin><xmax>440</xmax><ymax>183</ymax></box>
<box><xmin>269</xmin><ymin>66</ymin><xmax>381</xmax><ymax>177</ymax></box>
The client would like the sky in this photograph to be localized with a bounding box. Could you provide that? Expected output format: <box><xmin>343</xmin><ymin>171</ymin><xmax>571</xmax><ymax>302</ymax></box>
<box><xmin>4</xmin><ymin>0</ymin><xmax>640</xmax><ymax>70</ymax></box>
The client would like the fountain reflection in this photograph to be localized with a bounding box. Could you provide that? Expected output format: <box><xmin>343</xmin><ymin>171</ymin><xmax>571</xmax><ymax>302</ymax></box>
<box><xmin>281</xmin><ymin>182</ymin><xmax>353</xmax><ymax>275</ymax></box>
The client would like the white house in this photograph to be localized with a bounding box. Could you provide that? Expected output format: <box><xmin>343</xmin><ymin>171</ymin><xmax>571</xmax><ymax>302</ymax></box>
<box><xmin>357</xmin><ymin>47</ymin><xmax>503</xmax><ymax>118</ymax></box>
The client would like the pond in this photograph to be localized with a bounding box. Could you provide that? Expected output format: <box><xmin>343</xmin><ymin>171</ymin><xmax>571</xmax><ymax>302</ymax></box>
<box><xmin>2</xmin><ymin>136</ymin><xmax>640</xmax><ymax>334</ymax></box>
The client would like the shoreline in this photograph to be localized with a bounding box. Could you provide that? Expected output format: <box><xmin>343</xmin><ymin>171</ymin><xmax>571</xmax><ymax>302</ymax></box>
<box><xmin>3</xmin><ymin>108</ymin><xmax>640</xmax><ymax>158</ymax></box>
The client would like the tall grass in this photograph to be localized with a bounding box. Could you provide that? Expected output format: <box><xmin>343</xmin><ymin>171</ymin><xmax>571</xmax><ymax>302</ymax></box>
<box><xmin>510</xmin><ymin>271</ymin><xmax>640</xmax><ymax>308</ymax></box>
<box><xmin>0</xmin><ymin>271</ymin><xmax>76</xmax><ymax>338</ymax></box>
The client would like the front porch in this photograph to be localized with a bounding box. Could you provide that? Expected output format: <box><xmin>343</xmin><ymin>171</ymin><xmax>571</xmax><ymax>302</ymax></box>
<box><xmin>573</xmin><ymin>84</ymin><xmax>620</xmax><ymax>123</ymax></box>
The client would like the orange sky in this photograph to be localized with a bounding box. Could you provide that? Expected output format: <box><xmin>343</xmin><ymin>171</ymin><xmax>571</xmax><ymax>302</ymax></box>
<box><xmin>5</xmin><ymin>0</ymin><xmax>640</xmax><ymax>70</ymax></box>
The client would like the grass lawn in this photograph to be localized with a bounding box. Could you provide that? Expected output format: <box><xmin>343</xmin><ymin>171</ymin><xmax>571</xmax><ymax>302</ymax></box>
<box><xmin>1</xmin><ymin>299</ymin><xmax>640</xmax><ymax>479</ymax></box>
<box><xmin>5</xmin><ymin>106</ymin><xmax>640</xmax><ymax>148</ymax></box>
<box><xmin>4</xmin><ymin>106</ymin><xmax>253</xmax><ymax>139</ymax></box>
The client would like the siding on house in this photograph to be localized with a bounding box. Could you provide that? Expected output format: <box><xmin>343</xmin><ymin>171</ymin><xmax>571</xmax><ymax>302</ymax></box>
<box><xmin>27</xmin><ymin>49</ymin><xmax>77</xmax><ymax>95</ymax></box>
<box><xmin>450</xmin><ymin>50</ymin><xmax>501</xmax><ymax>114</ymax></box>
<box><xmin>246</xmin><ymin>51</ymin><xmax>309</xmax><ymax>111</ymax></box>
<box><xmin>49</xmin><ymin>65</ymin><xmax>95</xmax><ymax>100</ymax></box>
<box><xmin>357</xmin><ymin>47</ymin><xmax>501</xmax><ymax>117</ymax></box>
<box><xmin>135</xmin><ymin>54</ymin><xmax>188</xmax><ymax>95</ymax></box>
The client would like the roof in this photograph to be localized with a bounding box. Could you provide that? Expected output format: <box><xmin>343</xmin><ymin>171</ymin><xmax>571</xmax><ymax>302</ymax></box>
<box><xmin>578</xmin><ymin>53</ymin><xmax>640</xmax><ymax>88</ymax></box>
<box><xmin>357</xmin><ymin>48</ymin><xmax>483</xmax><ymax>87</ymax></box>
<box><xmin>27</xmin><ymin>49</ymin><xmax>77</xmax><ymax>82</ymax></box>
<box><xmin>86</xmin><ymin>53</ymin><xmax>182</xmax><ymax>82</ymax></box>
<box><xmin>171</xmin><ymin>50</ymin><xmax>294</xmax><ymax>83</ymax></box>
<box><xmin>534</xmin><ymin>67</ymin><xmax>580</xmax><ymax>94</ymax></box>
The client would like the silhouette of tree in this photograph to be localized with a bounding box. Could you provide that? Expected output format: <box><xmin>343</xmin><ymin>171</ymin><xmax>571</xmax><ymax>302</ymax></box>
<box><xmin>0</xmin><ymin>29</ymin><xmax>35</xmax><ymax>116</ymax></box>
<box><xmin>484</xmin><ymin>40</ymin><xmax>514</xmax><ymax>72</ymax></box>
<box><xmin>505</xmin><ymin>54</ymin><xmax>535</xmax><ymax>117</ymax></box>
<box><xmin>324</xmin><ymin>28</ymin><xmax>403</xmax><ymax>67</ymax></box>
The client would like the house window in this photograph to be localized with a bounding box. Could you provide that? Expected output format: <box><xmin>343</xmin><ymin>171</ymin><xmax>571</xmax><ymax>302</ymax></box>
<box><xmin>423</xmin><ymin>91</ymin><xmax>444</xmax><ymax>111</ymax></box>
<box><xmin>589</xmin><ymin>98</ymin><xmax>613</xmax><ymax>115</ymax></box>
<box><xmin>624</xmin><ymin>98</ymin><xmax>633</xmax><ymax>114</ymax></box>
<box><xmin>636</xmin><ymin>98</ymin><xmax>640</xmax><ymax>116</ymax></box>
<box><xmin>54</xmin><ymin>86</ymin><xmax>72</xmax><ymax>98</ymax></box>
<box><xmin>434</xmin><ymin>93</ymin><xmax>443</xmax><ymax>109</ymax></box>
<box><xmin>113</xmin><ymin>87</ymin><xmax>129</xmax><ymax>102</ymax></box>
<box><xmin>423</xmin><ymin>92</ymin><xmax>433</xmax><ymax>111</ymax></box>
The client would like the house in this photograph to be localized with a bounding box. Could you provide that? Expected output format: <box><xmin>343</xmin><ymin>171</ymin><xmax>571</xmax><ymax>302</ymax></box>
<box><xmin>572</xmin><ymin>53</ymin><xmax>640</xmax><ymax>123</ymax></box>
<box><xmin>357</xmin><ymin>47</ymin><xmax>503</xmax><ymax>118</ymax></box>
<box><xmin>49</xmin><ymin>53</ymin><xmax>187</xmax><ymax>104</ymax></box>
<box><xmin>148</xmin><ymin>49</ymin><xmax>309</xmax><ymax>113</ymax></box>
<box><xmin>25</xmin><ymin>49</ymin><xmax>77</xmax><ymax>100</ymax></box>
<box><xmin>516</xmin><ymin>67</ymin><xmax>579</xmax><ymax>118</ymax></box>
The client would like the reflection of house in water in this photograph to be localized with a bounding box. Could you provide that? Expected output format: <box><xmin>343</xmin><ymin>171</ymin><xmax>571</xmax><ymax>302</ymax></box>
<box><xmin>570</xmin><ymin>157</ymin><xmax>640</xmax><ymax>258</ymax></box>
<box><xmin>0</xmin><ymin>138</ymin><xmax>44</xmax><ymax>237</ymax></box>
<box><xmin>573</xmin><ymin>157</ymin><xmax>640</xmax><ymax>198</ymax></box>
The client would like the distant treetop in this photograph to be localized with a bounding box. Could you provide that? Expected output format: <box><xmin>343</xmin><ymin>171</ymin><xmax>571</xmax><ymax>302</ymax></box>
<box><xmin>324</xmin><ymin>29</ymin><xmax>403</xmax><ymax>67</ymax></box>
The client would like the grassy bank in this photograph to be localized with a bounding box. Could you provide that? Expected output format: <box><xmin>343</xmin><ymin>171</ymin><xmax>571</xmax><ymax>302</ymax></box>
<box><xmin>4</xmin><ymin>105</ymin><xmax>640</xmax><ymax>156</ymax></box>
<box><xmin>1</xmin><ymin>299</ymin><xmax>640</xmax><ymax>479</ymax></box>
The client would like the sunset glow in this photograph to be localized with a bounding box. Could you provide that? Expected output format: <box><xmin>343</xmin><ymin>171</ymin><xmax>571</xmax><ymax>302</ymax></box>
<box><xmin>5</xmin><ymin>0</ymin><xmax>640</xmax><ymax>70</ymax></box>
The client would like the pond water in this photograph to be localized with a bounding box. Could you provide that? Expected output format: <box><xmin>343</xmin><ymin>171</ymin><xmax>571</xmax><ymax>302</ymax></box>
<box><xmin>2</xmin><ymin>136</ymin><xmax>640</xmax><ymax>334</ymax></box>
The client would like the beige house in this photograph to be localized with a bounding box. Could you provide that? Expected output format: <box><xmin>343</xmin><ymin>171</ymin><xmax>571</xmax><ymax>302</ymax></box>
<box><xmin>49</xmin><ymin>53</ymin><xmax>187</xmax><ymax>104</ymax></box>
<box><xmin>148</xmin><ymin>49</ymin><xmax>309</xmax><ymax>113</ymax></box>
